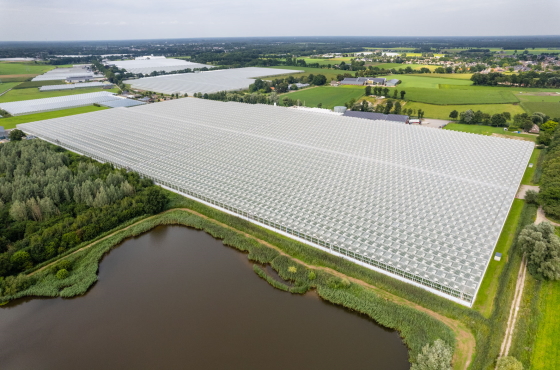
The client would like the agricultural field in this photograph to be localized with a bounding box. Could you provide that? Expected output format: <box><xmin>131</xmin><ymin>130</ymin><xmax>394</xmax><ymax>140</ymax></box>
<box><xmin>280</xmin><ymin>86</ymin><xmax>364</xmax><ymax>108</ymax></box>
<box><xmin>14</xmin><ymin>80</ymin><xmax>67</xmax><ymax>89</ymax></box>
<box><xmin>0</xmin><ymin>86</ymin><xmax>120</xmax><ymax>103</ymax></box>
<box><xmin>521</xmin><ymin>102</ymin><xmax>560</xmax><ymax>118</ymax></box>
<box><xmin>473</xmin><ymin>199</ymin><xmax>525</xmax><ymax>317</ymax></box>
<box><xmin>403</xmin><ymin>102</ymin><xmax>526</xmax><ymax>120</ymax></box>
<box><xmin>402</xmin><ymin>87</ymin><xmax>517</xmax><ymax>105</ymax></box>
<box><xmin>532</xmin><ymin>281</ymin><xmax>560</xmax><ymax>370</ymax></box>
<box><xmin>0</xmin><ymin>62</ymin><xmax>55</xmax><ymax>76</ymax></box>
<box><xmin>408</xmin><ymin>73</ymin><xmax>473</xmax><ymax>80</ymax></box>
<box><xmin>0</xmin><ymin>82</ymin><xmax>20</xmax><ymax>95</ymax></box>
<box><xmin>301</xmin><ymin>57</ymin><xmax>352</xmax><ymax>66</ymax></box>
<box><xmin>441</xmin><ymin>84</ymin><xmax>560</xmax><ymax>93</ymax></box>
<box><xmin>443</xmin><ymin>123</ymin><xmax>536</xmax><ymax>141</ymax></box>
<box><xmin>0</xmin><ymin>105</ymin><xmax>108</xmax><ymax>129</ymax></box>
<box><xmin>516</xmin><ymin>93</ymin><xmax>560</xmax><ymax>102</ymax></box>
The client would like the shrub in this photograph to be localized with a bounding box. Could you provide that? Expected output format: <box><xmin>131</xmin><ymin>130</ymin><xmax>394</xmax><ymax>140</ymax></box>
<box><xmin>524</xmin><ymin>190</ymin><xmax>539</xmax><ymax>205</ymax></box>
<box><xmin>411</xmin><ymin>339</ymin><xmax>453</xmax><ymax>370</ymax></box>
<box><xmin>518</xmin><ymin>222</ymin><xmax>560</xmax><ymax>280</ymax></box>
<box><xmin>496</xmin><ymin>356</ymin><xmax>523</xmax><ymax>370</ymax></box>
<box><xmin>56</xmin><ymin>269</ymin><xmax>69</xmax><ymax>280</ymax></box>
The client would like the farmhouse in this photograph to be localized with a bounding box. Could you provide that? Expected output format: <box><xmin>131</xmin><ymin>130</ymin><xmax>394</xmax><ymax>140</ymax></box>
<box><xmin>386</xmin><ymin>79</ymin><xmax>400</xmax><ymax>87</ymax></box>
<box><xmin>340</xmin><ymin>77</ymin><xmax>387</xmax><ymax>86</ymax></box>
<box><xmin>343</xmin><ymin>110</ymin><xmax>409</xmax><ymax>123</ymax></box>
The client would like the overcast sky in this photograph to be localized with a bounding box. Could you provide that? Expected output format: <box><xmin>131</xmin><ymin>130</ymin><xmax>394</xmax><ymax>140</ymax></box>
<box><xmin>1</xmin><ymin>0</ymin><xmax>559</xmax><ymax>41</ymax></box>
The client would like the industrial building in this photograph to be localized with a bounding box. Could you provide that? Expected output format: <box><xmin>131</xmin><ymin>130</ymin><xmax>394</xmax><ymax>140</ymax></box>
<box><xmin>124</xmin><ymin>67</ymin><xmax>303</xmax><ymax>95</ymax></box>
<box><xmin>18</xmin><ymin>98</ymin><xmax>533</xmax><ymax>306</ymax></box>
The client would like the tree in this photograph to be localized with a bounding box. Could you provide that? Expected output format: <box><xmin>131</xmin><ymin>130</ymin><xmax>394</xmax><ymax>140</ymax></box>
<box><xmin>142</xmin><ymin>187</ymin><xmax>168</xmax><ymax>214</ymax></box>
<box><xmin>541</xmin><ymin>120</ymin><xmax>559</xmax><ymax>132</ymax></box>
<box><xmin>383</xmin><ymin>88</ymin><xmax>389</xmax><ymax>96</ymax></box>
<box><xmin>394</xmin><ymin>102</ymin><xmax>402</xmax><ymax>115</ymax></box>
<box><xmin>9</xmin><ymin>129</ymin><xmax>26</xmax><ymax>141</ymax></box>
<box><xmin>11</xmin><ymin>251</ymin><xmax>32</xmax><ymax>272</ymax></box>
<box><xmin>312</xmin><ymin>74</ymin><xmax>327</xmax><ymax>85</ymax></box>
<box><xmin>365</xmin><ymin>86</ymin><xmax>372</xmax><ymax>96</ymax></box>
<box><xmin>491</xmin><ymin>113</ymin><xmax>507</xmax><ymax>127</ymax></box>
<box><xmin>56</xmin><ymin>269</ymin><xmax>69</xmax><ymax>280</ymax></box>
<box><xmin>400</xmin><ymin>90</ymin><xmax>406</xmax><ymax>99</ymax></box>
<box><xmin>518</xmin><ymin>222</ymin><xmax>560</xmax><ymax>280</ymax></box>
<box><xmin>460</xmin><ymin>109</ymin><xmax>474</xmax><ymax>124</ymax></box>
<box><xmin>496</xmin><ymin>356</ymin><xmax>523</xmax><ymax>370</ymax></box>
<box><xmin>524</xmin><ymin>190</ymin><xmax>539</xmax><ymax>204</ymax></box>
<box><xmin>9</xmin><ymin>200</ymin><xmax>28</xmax><ymax>222</ymax></box>
<box><xmin>317</xmin><ymin>103</ymin><xmax>323</xmax><ymax>108</ymax></box>
<box><xmin>411</xmin><ymin>339</ymin><xmax>453</xmax><ymax>370</ymax></box>
<box><xmin>384</xmin><ymin>100</ymin><xmax>394</xmax><ymax>114</ymax></box>
<box><xmin>392</xmin><ymin>89</ymin><xmax>398</xmax><ymax>99</ymax></box>
<box><xmin>417</xmin><ymin>109</ymin><xmax>424</xmax><ymax>119</ymax></box>
<box><xmin>449</xmin><ymin>110</ymin><xmax>459</xmax><ymax>120</ymax></box>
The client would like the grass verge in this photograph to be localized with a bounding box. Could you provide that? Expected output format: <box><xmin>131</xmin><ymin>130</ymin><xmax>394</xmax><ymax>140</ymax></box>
<box><xmin>0</xmin><ymin>106</ymin><xmax>108</xmax><ymax>129</ymax></box>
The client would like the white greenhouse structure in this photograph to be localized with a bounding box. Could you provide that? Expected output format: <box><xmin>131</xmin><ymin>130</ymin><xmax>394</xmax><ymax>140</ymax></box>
<box><xmin>0</xmin><ymin>92</ymin><xmax>119</xmax><ymax>116</ymax></box>
<box><xmin>39</xmin><ymin>82</ymin><xmax>109</xmax><ymax>91</ymax></box>
<box><xmin>107</xmin><ymin>58</ymin><xmax>212</xmax><ymax>74</ymax></box>
<box><xmin>18</xmin><ymin>99</ymin><xmax>534</xmax><ymax>306</ymax></box>
<box><xmin>124</xmin><ymin>67</ymin><xmax>303</xmax><ymax>95</ymax></box>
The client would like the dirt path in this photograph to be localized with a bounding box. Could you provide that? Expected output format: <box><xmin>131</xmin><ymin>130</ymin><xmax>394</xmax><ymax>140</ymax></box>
<box><xmin>535</xmin><ymin>206</ymin><xmax>560</xmax><ymax>226</ymax></box>
<box><xmin>499</xmin><ymin>255</ymin><xmax>527</xmax><ymax>359</ymax></box>
<box><xmin>31</xmin><ymin>208</ymin><xmax>476</xmax><ymax>369</ymax></box>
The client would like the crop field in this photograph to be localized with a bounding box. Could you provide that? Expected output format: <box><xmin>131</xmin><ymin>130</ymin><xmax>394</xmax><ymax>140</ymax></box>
<box><xmin>402</xmin><ymin>87</ymin><xmax>518</xmax><ymax>105</ymax></box>
<box><xmin>473</xmin><ymin>199</ymin><xmax>524</xmax><ymax>317</ymax></box>
<box><xmin>280</xmin><ymin>86</ymin><xmax>364</xmax><ymax>108</ymax></box>
<box><xmin>373</xmin><ymin>63</ymin><xmax>437</xmax><ymax>71</ymax></box>
<box><xmin>0</xmin><ymin>105</ymin><xmax>108</xmax><ymax>129</ymax></box>
<box><xmin>532</xmin><ymin>281</ymin><xmax>560</xmax><ymax>370</ymax></box>
<box><xmin>440</xmin><ymin>84</ymin><xmax>560</xmax><ymax>93</ymax></box>
<box><xmin>0</xmin><ymin>82</ymin><xmax>20</xmax><ymax>95</ymax></box>
<box><xmin>443</xmin><ymin>123</ymin><xmax>536</xmax><ymax>141</ymax></box>
<box><xmin>0</xmin><ymin>62</ymin><xmax>54</xmax><ymax>76</ymax></box>
<box><xmin>516</xmin><ymin>93</ymin><xmax>560</xmax><ymax>103</ymax></box>
<box><xmin>13</xmin><ymin>80</ymin><xmax>67</xmax><ymax>89</ymax></box>
<box><xmin>403</xmin><ymin>102</ymin><xmax>526</xmax><ymax>120</ymax></box>
<box><xmin>0</xmin><ymin>87</ymin><xmax>120</xmax><ymax>103</ymax></box>
<box><xmin>521</xmin><ymin>102</ymin><xmax>560</xmax><ymax>118</ymax></box>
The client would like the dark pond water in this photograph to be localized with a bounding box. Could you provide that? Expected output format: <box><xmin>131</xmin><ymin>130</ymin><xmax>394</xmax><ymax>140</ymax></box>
<box><xmin>0</xmin><ymin>226</ymin><xmax>409</xmax><ymax>370</ymax></box>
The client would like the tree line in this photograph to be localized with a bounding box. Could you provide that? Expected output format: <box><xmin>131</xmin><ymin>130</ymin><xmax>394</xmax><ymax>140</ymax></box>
<box><xmin>471</xmin><ymin>71</ymin><xmax>560</xmax><ymax>88</ymax></box>
<box><xmin>0</xmin><ymin>140</ymin><xmax>168</xmax><ymax>284</ymax></box>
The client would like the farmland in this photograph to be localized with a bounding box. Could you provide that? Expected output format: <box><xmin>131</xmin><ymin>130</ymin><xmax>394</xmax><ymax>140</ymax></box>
<box><xmin>380</xmin><ymin>75</ymin><xmax>472</xmax><ymax>88</ymax></box>
<box><xmin>532</xmin><ymin>282</ymin><xmax>560</xmax><ymax>370</ymax></box>
<box><xmin>373</xmin><ymin>63</ymin><xmax>437</xmax><ymax>71</ymax></box>
<box><xmin>280</xmin><ymin>86</ymin><xmax>364</xmax><ymax>108</ymax></box>
<box><xmin>261</xmin><ymin>66</ymin><xmax>344</xmax><ymax>81</ymax></box>
<box><xmin>402</xmin><ymin>87</ymin><xmax>518</xmax><ymax>105</ymax></box>
<box><xmin>403</xmin><ymin>102</ymin><xmax>526</xmax><ymax>120</ymax></box>
<box><xmin>521</xmin><ymin>102</ymin><xmax>560</xmax><ymax>118</ymax></box>
<box><xmin>0</xmin><ymin>82</ymin><xmax>20</xmax><ymax>95</ymax></box>
<box><xmin>0</xmin><ymin>105</ymin><xmax>108</xmax><ymax>129</ymax></box>
<box><xmin>302</xmin><ymin>57</ymin><xmax>352</xmax><ymax>66</ymax></box>
<box><xmin>0</xmin><ymin>62</ymin><xmax>55</xmax><ymax>76</ymax></box>
<box><xmin>0</xmin><ymin>86</ymin><xmax>120</xmax><ymax>103</ymax></box>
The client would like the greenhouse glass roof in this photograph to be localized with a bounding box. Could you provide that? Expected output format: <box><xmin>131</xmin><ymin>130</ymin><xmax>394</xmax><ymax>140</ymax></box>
<box><xmin>124</xmin><ymin>67</ymin><xmax>303</xmax><ymax>95</ymax></box>
<box><xmin>0</xmin><ymin>92</ymin><xmax>118</xmax><ymax>116</ymax></box>
<box><xmin>31</xmin><ymin>66</ymin><xmax>101</xmax><ymax>81</ymax></box>
<box><xmin>109</xmin><ymin>58</ymin><xmax>212</xmax><ymax>74</ymax></box>
<box><xmin>18</xmin><ymin>99</ymin><xmax>533</xmax><ymax>306</ymax></box>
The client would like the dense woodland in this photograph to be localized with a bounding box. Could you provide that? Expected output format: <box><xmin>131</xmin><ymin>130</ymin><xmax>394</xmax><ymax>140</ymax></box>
<box><xmin>0</xmin><ymin>140</ymin><xmax>168</xmax><ymax>283</ymax></box>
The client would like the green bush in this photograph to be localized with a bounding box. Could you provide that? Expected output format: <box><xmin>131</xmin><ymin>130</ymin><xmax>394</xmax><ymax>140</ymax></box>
<box><xmin>56</xmin><ymin>269</ymin><xmax>69</xmax><ymax>280</ymax></box>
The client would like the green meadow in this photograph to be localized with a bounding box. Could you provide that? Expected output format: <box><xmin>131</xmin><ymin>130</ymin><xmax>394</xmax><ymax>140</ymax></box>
<box><xmin>0</xmin><ymin>106</ymin><xmax>108</xmax><ymax>129</ymax></box>
<box><xmin>404</xmin><ymin>102</ymin><xmax>526</xmax><ymax>120</ymax></box>
<box><xmin>280</xmin><ymin>86</ymin><xmax>364</xmax><ymax>108</ymax></box>
<box><xmin>0</xmin><ymin>87</ymin><xmax>120</xmax><ymax>103</ymax></box>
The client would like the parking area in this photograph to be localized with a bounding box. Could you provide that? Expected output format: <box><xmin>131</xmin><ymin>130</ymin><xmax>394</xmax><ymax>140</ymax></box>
<box><xmin>411</xmin><ymin>118</ymin><xmax>451</xmax><ymax>128</ymax></box>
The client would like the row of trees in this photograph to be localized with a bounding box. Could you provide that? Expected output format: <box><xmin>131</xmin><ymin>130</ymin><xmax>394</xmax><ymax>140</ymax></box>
<box><xmin>0</xmin><ymin>140</ymin><xmax>169</xmax><ymax>278</ymax></box>
<box><xmin>471</xmin><ymin>71</ymin><xmax>560</xmax><ymax>88</ymax></box>
<box><xmin>345</xmin><ymin>98</ymin><xmax>423</xmax><ymax>118</ymax></box>
<box><xmin>450</xmin><ymin>109</ymin><xmax>512</xmax><ymax>127</ymax></box>
<box><xmin>365</xmin><ymin>86</ymin><xmax>406</xmax><ymax>99</ymax></box>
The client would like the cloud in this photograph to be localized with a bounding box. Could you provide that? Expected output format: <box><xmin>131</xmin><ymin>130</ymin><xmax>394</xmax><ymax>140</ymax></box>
<box><xmin>0</xmin><ymin>0</ymin><xmax>558</xmax><ymax>41</ymax></box>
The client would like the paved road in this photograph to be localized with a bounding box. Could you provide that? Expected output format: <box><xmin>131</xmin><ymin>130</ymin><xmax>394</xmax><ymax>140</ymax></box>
<box><xmin>515</xmin><ymin>185</ymin><xmax>539</xmax><ymax>199</ymax></box>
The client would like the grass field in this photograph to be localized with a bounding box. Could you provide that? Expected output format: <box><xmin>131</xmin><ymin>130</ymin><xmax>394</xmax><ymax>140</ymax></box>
<box><xmin>0</xmin><ymin>82</ymin><xmax>20</xmax><ymax>95</ymax></box>
<box><xmin>302</xmin><ymin>57</ymin><xmax>352</xmax><ymax>66</ymax></box>
<box><xmin>440</xmin><ymin>84</ymin><xmax>560</xmax><ymax>93</ymax></box>
<box><xmin>515</xmin><ymin>93</ymin><xmax>560</xmax><ymax>102</ymax></box>
<box><xmin>521</xmin><ymin>102</ymin><xmax>560</xmax><ymax>118</ymax></box>
<box><xmin>443</xmin><ymin>123</ymin><xmax>536</xmax><ymax>141</ymax></box>
<box><xmin>473</xmin><ymin>199</ymin><xmax>525</xmax><ymax>317</ymax></box>
<box><xmin>0</xmin><ymin>87</ymin><xmax>120</xmax><ymax>103</ymax></box>
<box><xmin>532</xmin><ymin>281</ymin><xmax>560</xmax><ymax>370</ymax></box>
<box><xmin>522</xmin><ymin>149</ymin><xmax>542</xmax><ymax>185</ymax></box>
<box><xmin>379</xmin><ymin>75</ymin><xmax>472</xmax><ymax>89</ymax></box>
<box><xmin>280</xmin><ymin>86</ymin><xmax>364</xmax><ymax>108</ymax></box>
<box><xmin>0</xmin><ymin>62</ymin><xmax>54</xmax><ymax>76</ymax></box>
<box><xmin>13</xmin><ymin>80</ymin><xmax>67</xmax><ymax>89</ymax></box>
<box><xmin>403</xmin><ymin>87</ymin><xmax>518</xmax><ymax>105</ymax></box>
<box><xmin>403</xmin><ymin>102</ymin><xmax>526</xmax><ymax>120</ymax></box>
<box><xmin>0</xmin><ymin>106</ymin><xmax>108</xmax><ymax>129</ymax></box>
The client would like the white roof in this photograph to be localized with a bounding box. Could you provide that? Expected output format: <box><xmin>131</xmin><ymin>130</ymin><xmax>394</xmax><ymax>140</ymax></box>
<box><xmin>109</xmin><ymin>58</ymin><xmax>212</xmax><ymax>74</ymax></box>
<box><xmin>124</xmin><ymin>67</ymin><xmax>303</xmax><ymax>95</ymax></box>
<box><xmin>0</xmin><ymin>92</ymin><xmax>117</xmax><ymax>116</ymax></box>
<box><xmin>18</xmin><ymin>98</ymin><xmax>533</xmax><ymax>305</ymax></box>
<box><xmin>32</xmin><ymin>66</ymin><xmax>101</xmax><ymax>81</ymax></box>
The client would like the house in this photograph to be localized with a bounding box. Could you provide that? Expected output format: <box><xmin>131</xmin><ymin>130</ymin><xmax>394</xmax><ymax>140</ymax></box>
<box><xmin>330</xmin><ymin>80</ymin><xmax>340</xmax><ymax>87</ymax></box>
<box><xmin>529</xmin><ymin>124</ymin><xmax>540</xmax><ymax>134</ymax></box>
<box><xmin>343</xmin><ymin>111</ymin><xmax>409</xmax><ymax>124</ymax></box>
<box><xmin>385</xmin><ymin>79</ymin><xmax>400</xmax><ymax>87</ymax></box>
<box><xmin>340</xmin><ymin>77</ymin><xmax>387</xmax><ymax>86</ymax></box>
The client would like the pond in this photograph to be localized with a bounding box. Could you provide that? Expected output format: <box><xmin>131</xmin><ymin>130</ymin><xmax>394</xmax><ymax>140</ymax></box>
<box><xmin>0</xmin><ymin>225</ymin><xmax>409</xmax><ymax>369</ymax></box>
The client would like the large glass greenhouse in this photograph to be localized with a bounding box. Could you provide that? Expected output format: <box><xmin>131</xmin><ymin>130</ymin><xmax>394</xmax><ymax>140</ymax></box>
<box><xmin>18</xmin><ymin>99</ymin><xmax>533</xmax><ymax>306</ymax></box>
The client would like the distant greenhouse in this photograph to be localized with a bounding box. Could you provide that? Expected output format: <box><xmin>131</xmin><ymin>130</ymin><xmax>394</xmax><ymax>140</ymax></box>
<box><xmin>39</xmin><ymin>82</ymin><xmax>112</xmax><ymax>91</ymax></box>
<box><xmin>107</xmin><ymin>58</ymin><xmax>212</xmax><ymax>74</ymax></box>
<box><xmin>124</xmin><ymin>67</ymin><xmax>303</xmax><ymax>95</ymax></box>
<box><xmin>18</xmin><ymin>98</ymin><xmax>533</xmax><ymax>306</ymax></box>
<box><xmin>0</xmin><ymin>92</ymin><xmax>119</xmax><ymax>116</ymax></box>
<box><xmin>32</xmin><ymin>66</ymin><xmax>102</xmax><ymax>82</ymax></box>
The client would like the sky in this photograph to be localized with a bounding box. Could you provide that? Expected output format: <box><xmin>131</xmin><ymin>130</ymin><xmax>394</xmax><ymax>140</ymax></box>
<box><xmin>1</xmin><ymin>0</ymin><xmax>559</xmax><ymax>41</ymax></box>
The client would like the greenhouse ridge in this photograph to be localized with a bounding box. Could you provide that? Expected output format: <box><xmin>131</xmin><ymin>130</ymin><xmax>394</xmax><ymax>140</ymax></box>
<box><xmin>18</xmin><ymin>99</ymin><xmax>533</xmax><ymax>306</ymax></box>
